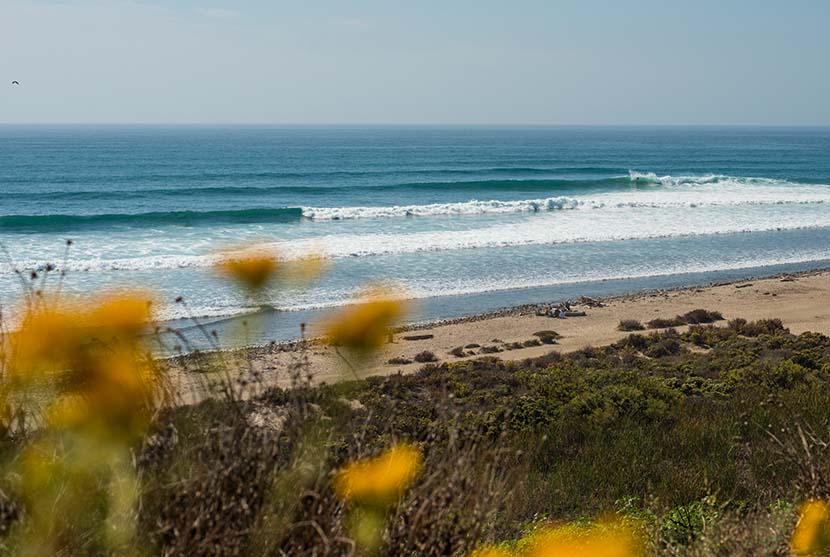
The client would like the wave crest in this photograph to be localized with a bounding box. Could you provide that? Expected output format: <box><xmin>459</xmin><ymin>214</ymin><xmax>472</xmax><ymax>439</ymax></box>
<box><xmin>302</xmin><ymin>194</ymin><xmax>829</xmax><ymax>220</ymax></box>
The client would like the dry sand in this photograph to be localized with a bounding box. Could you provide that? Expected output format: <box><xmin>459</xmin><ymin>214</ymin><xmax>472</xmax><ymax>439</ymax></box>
<box><xmin>173</xmin><ymin>270</ymin><xmax>830</xmax><ymax>399</ymax></box>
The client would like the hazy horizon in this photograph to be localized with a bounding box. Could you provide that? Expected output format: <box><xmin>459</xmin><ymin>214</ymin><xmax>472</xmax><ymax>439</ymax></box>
<box><xmin>2</xmin><ymin>0</ymin><xmax>829</xmax><ymax>125</ymax></box>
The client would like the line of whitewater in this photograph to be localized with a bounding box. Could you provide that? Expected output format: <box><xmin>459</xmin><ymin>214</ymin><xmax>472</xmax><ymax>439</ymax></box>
<box><xmin>301</xmin><ymin>194</ymin><xmax>829</xmax><ymax>220</ymax></box>
<box><xmin>159</xmin><ymin>251</ymin><xmax>830</xmax><ymax>321</ymax></box>
<box><xmin>299</xmin><ymin>172</ymin><xmax>829</xmax><ymax>219</ymax></box>
<box><xmin>6</xmin><ymin>191</ymin><xmax>825</xmax><ymax>231</ymax></box>
<box><xmin>9</xmin><ymin>220</ymin><xmax>830</xmax><ymax>275</ymax></box>
<box><xmin>3</xmin><ymin>172</ymin><xmax>829</xmax><ymax>230</ymax></box>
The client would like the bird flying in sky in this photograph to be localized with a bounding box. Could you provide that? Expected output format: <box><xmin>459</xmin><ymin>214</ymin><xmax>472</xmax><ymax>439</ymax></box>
<box><xmin>11</xmin><ymin>81</ymin><xmax>20</xmax><ymax>85</ymax></box>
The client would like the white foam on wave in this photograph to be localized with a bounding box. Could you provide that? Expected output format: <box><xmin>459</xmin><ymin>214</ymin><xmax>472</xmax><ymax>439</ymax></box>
<box><xmin>4</xmin><ymin>172</ymin><xmax>830</xmax><ymax>275</ymax></box>
<box><xmin>627</xmin><ymin>170</ymin><xmax>783</xmax><ymax>187</ymax></box>
<box><xmin>301</xmin><ymin>194</ymin><xmax>829</xmax><ymax>220</ymax></box>
<box><xmin>302</xmin><ymin>197</ymin><xmax>581</xmax><ymax>219</ymax></box>
<box><xmin>12</xmin><ymin>204</ymin><xmax>830</xmax><ymax>274</ymax></box>
<box><xmin>9</xmin><ymin>244</ymin><xmax>826</xmax><ymax>326</ymax></box>
<box><xmin>273</xmin><ymin>207</ymin><xmax>830</xmax><ymax>260</ymax></box>
<box><xmin>302</xmin><ymin>174</ymin><xmax>830</xmax><ymax>220</ymax></box>
<box><xmin>154</xmin><ymin>304</ymin><xmax>261</xmax><ymax>323</ymax></box>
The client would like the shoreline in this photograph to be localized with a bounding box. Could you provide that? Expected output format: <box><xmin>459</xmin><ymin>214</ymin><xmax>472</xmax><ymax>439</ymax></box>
<box><xmin>389</xmin><ymin>266</ymin><xmax>830</xmax><ymax>333</ymax></box>
<box><xmin>170</xmin><ymin>266</ymin><xmax>830</xmax><ymax>399</ymax></box>
<box><xmin>193</xmin><ymin>265</ymin><xmax>830</xmax><ymax>353</ymax></box>
<box><xmin>165</xmin><ymin>258</ymin><xmax>830</xmax><ymax>350</ymax></box>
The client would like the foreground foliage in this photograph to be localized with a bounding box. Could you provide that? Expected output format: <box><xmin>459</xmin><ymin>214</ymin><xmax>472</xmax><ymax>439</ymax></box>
<box><xmin>2</xmin><ymin>253</ymin><xmax>830</xmax><ymax>555</ymax></box>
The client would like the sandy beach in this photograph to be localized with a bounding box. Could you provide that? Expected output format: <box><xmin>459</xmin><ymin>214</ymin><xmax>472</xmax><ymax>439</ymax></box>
<box><xmin>172</xmin><ymin>269</ymin><xmax>830</xmax><ymax>399</ymax></box>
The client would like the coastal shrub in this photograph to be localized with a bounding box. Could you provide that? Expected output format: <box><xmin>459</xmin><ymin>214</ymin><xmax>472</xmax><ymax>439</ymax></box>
<box><xmin>725</xmin><ymin>360</ymin><xmax>813</xmax><ymax>390</ymax></box>
<box><xmin>480</xmin><ymin>345</ymin><xmax>503</xmax><ymax>354</ymax></box>
<box><xmin>647</xmin><ymin>309</ymin><xmax>724</xmax><ymax>329</ymax></box>
<box><xmin>520</xmin><ymin>351</ymin><xmax>564</xmax><ymax>370</ymax></box>
<box><xmin>647</xmin><ymin>316</ymin><xmax>686</xmax><ymax>329</ymax></box>
<box><xmin>413</xmin><ymin>350</ymin><xmax>438</xmax><ymax>363</ymax></box>
<box><xmin>533</xmin><ymin>330</ymin><xmax>560</xmax><ymax>345</ymax></box>
<box><xmin>388</xmin><ymin>356</ymin><xmax>413</xmax><ymax>365</ymax></box>
<box><xmin>644</xmin><ymin>338</ymin><xmax>684</xmax><ymax>358</ymax></box>
<box><xmin>683</xmin><ymin>324</ymin><xmax>736</xmax><ymax>347</ymax></box>
<box><xmin>729</xmin><ymin>318</ymin><xmax>788</xmax><ymax>337</ymax></box>
<box><xmin>794</xmin><ymin>350</ymin><xmax>823</xmax><ymax>371</ymax></box>
<box><xmin>682</xmin><ymin>308</ymin><xmax>724</xmax><ymax>324</ymax></box>
<box><xmin>656</xmin><ymin>505</ymin><xmax>795</xmax><ymax>556</ymax></box>
<box><xmin>614</xmin><ymin>333</ymin><xmax>650</xmax><ymax>352</ymax></box>
<box><xmin>448</xmin><ymin>346</ymin><xmax>465</xmax><ymax>358</ymax></box>
<box><xmin>614</xmin><ymin>329</ymin><xmax>685</xmax><ymax>358</ymax></box>
<box><xmin>660</xmin><ymin>496</ymin><xmax>723</xmax><ymax>544</ymax></box>
<box><xmin>618</xmin><ymin>319</ymin><xmax>645</xmax><ymax>331</ymax></box>
<box><xmin>560</xmin><ymin>379</ymin><xmax>679</xmax><ymax>428</ymax></box>
<box><xmin>727</xmin><ymin>317</ymin><xmax>747</xmax><ymax>330</ymax></box>
<box><xmin>612</xmin><ymin>329</ymin><xmax>684</xmax><ymax>357</ymax></box>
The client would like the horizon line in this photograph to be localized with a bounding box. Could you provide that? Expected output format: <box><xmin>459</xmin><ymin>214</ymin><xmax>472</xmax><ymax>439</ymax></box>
<box><xmin>2</xmin><ymin>122</ymin><xmax>830</xmax><ymax>128</ymax></box>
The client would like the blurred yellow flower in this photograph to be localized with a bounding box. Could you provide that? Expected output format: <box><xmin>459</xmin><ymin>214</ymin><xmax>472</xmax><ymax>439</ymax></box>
<box><xmin>6</xmin><ymin>291</ymin><xmax>153</xmax><ymax>378</ymax></box>
<box><xmin>322</xmin><ymin>286</ymin><xmax>407</xmax><ymax>352</ymax></box>
<box><xmin>46</xmin><ymin>346</ymin><xmax>158</xmax><ymax>439</ymax></box>
<box><xmin>3</xmin><ymin>292</ymin><xmax>159</xmax><ymax>439</ymax></box>
<box><xmin>792</xmin><ymin>500</ymin><xmax>830</xmax><ymax>556</ymax></box>
<box><xmin>282</xmin><ymin>254</ymin><xmax>326</xmax><ymax>285</ymax></box>
<box><xmin>85</xmin><ymin>292</ymin><xmax>153</xmax><ymax>337</ymax></box>
<box><xmin>524</xmin><ymin>520</ymin><xmax>642</xmax><ymax>557</ymax></box>
<box><xmin>333</xmin><ymin>443</ymin><xmax>423</xmax><ymax>506</ymax></box>
<box><xmin>215</xmin><ymin>247</ymin><xmax>279</xmax><ymax>292</ymax></box>
<box><xmin>8</xmin><ymin>305</ymin><xmax>80</xmax><ymax>376</ymax></box>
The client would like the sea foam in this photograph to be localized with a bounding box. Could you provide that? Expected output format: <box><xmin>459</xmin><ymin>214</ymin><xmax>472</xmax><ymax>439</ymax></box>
<box><xmin>301</xmin><ymin>173</ymin><xmax>830</xmax><ymax>220</ymax></box>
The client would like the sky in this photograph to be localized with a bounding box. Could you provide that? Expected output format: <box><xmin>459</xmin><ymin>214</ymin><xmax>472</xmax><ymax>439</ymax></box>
<box><xmin>1</xmin><ymin>0</ymin><xmax>829</xmax><ymax>125</ymax></box>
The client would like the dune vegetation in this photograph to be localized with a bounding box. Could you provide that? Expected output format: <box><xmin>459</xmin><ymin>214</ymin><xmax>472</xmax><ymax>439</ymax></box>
<box><xmin>0</xmin><ymin>248</ymin><xmax>829</xmax><ymax>556</ymax></box>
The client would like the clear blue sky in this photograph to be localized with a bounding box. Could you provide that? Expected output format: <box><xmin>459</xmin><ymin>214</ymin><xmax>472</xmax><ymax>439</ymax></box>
<box><xmin>1</xmin><ymin>0</ymin><xmax>828</xmax><ymax>124</ymax></box>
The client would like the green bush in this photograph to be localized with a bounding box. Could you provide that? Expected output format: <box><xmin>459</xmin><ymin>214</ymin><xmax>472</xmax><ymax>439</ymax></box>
<box><xmin>682</xmin><ymin>309</ymin><xmax>724</xmax><ymax>324</ymax></box>
<box><xmin>618</xmin><ymin>319</ymin><xmax>645</xmax><ymax>331</ymax></box>
<box><xmin>533</xmin><ymin>330</ymin><xmax>560</xmax><ymax>345</ymax></box>
<box><xmin>413</xmin><ymin>350</ymin><xmax>439</xmax><ymax>363</ymax></box>
<box><xmin>647</xmin><ymin>316</ymin><xmax>686</xmax><ymax>329</ymax></box>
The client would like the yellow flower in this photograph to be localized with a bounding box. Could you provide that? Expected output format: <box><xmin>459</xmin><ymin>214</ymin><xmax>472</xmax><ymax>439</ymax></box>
<box><xmin>523</xmin><ymin>520</ymin><xmax>642</xmax><ymax>557</ymax></box>
<box><xmin>46</xmin><ymin>349</ymin><xmax>158</xmax><ymax>440</ymax></box>
<box><xmin>8</xmin><ymin>305</ymin><xmax>80</xmax><ymax>376</ymax></box>
<box><xmin>84</xmin><ymin>292</ymin><xmax>153</xmax><ymax>337</ymax></box>
<box><xmin>6</xmin><ymin>292</ymin><xmax>153</xmax><ymax>378</ymax></box>
<box><xmin>333</xmin><ymin>443</ymin><xmax>423</xmax><ymax>506</ymax></box>
<box><xmin>58</xmin><ymin>344</ymin><xmax>157</xmax><ymax>435</ymax></box>
<box><xmin>4</xmin><ymin>292</ymin><xmax>159</xmax><ymax>439</ymax></box>
<box><xmin>282</xmin><ymin>254</ymin><xmax>327</xmax><ymax>285</ymax></box>
<box><xmin>215</xmin><ymin>247</ymin><xmax>279</xmax><ymax>291</ymax></box>
<box><xmin>322</xmin><ymin>286</ymin><xmax>407</xmax><ymax>352</ymax></box>
<box><xmin>792</xmin><ymin>500</ymin><xmax>830</xmax><ymax>556</ymax></box>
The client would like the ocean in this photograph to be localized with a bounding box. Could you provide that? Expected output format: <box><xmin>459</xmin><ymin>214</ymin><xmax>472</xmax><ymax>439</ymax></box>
<box><xmin>2</xmin><ymin>125</ymin><xmax>830</xmax><ymax>346</ymax></box>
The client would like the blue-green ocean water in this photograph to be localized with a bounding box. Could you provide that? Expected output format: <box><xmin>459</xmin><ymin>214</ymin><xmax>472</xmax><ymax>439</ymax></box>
<box><xmin>2</xmin><ymin>125</ymin><xmax>830</xmax><ymax>345</ymax></box>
